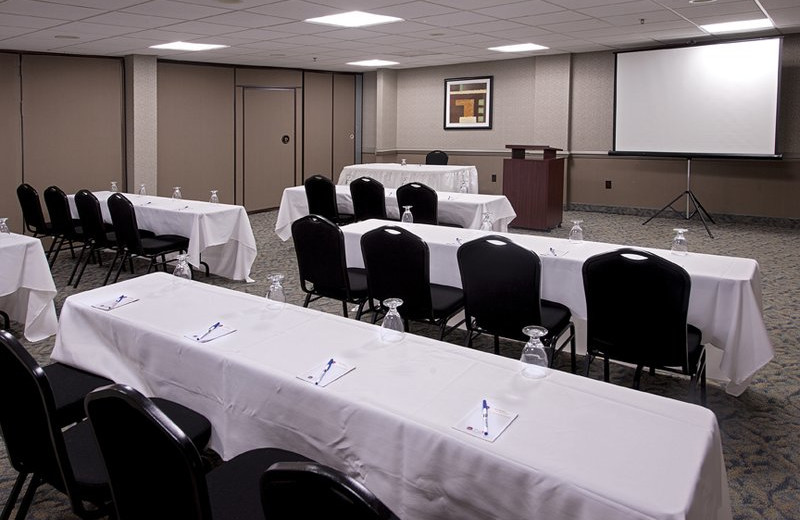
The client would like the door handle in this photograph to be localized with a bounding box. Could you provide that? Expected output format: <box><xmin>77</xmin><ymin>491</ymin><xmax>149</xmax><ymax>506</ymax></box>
<box><xmin>281</xmin><ymin>135</ymin><xmax>290</xmax><ymax>144</ymax></box>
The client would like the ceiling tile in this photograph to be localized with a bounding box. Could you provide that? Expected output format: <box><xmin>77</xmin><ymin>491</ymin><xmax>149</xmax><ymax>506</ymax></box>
<box><xmin>516</xmin><ymin>11</ymin><xmax>591</xmax><ymax>26</ymax></box>
<box><xmin>417</xmin><ymin>12</ymin><xmax>499</xmax><ymax>27</ymax></box>
<box><xmin>157</xmin><ymin>21</ymin><xmax>242</xmax><ymax>35</ymax></box>
<box><xmin>0</xmin><ymin>25</ymin><xmax>38</xmax><ymax>38</ymax></box>
<box><xmin>245</xmin><ymin>0</ymin><xmax>339</xmax><ymax>19</ymax></box>
<box><xmin>0</xmin><ymin>13</ymin><xmax>68</xmax><ymax>29</ymax></box>
<box><xmin>578</xmin><ymin>0</ymin><xmax>664</xmax><ymax>18</ymax></box>
<box><xmin>475</xmin><ymin>0</ymin><xmax>564</xmax><ymax>18</ymax></box>
<box><xmin>0</xmin><ymin>0</ymin><xmax>103</xmax><ymax>20</ymax></box>
<box><xmin>83</xmin><ymin>12</ymin><xmax>180</xmax><ymax>29</ymax></box>
<box><xmin>198</xmin><ymin>12</ymin><xmax>294</xmax><ymax>28</ymax></box>
<box><xmin>374</xmin><ymin>1</ymin><xmax>459</xmax><ymax>19</ymax></box>
<box><xmin>122</xmin><ymin>0</ymin><xmax>229</xmax><ymax>20</ymax></box>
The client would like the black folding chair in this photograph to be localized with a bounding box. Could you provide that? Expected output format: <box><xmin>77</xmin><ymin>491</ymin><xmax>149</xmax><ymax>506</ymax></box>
<box><xmin>350</xmin><ymin>176</ymin><xmax>388</xmax><ymax>221</ymax></box>
<box><xmin>396</xmin><ymin>182</ymin><xmax>438</xmax><ymax>225</ymax></box>
<box><xmin>456</xmin><ymin>235</ymin><xmax>576</xmax><ymax>370</ymax></box>
<box><xmin>425</xmin><ymin>150</ymin><xmax>448</xmax><ymax>165</ymax></box>
<box><xmin>582</xmin><ymin>248</ymin><xmax>707</xmax><ymax>404</ymax></box>
<box><xmin>15</xmin><ymin>183</ymin><xmax>54</xmax><ymax>239</ymax></box>
<box><xmin>304</xmin><ymin>175</ymin><xmax>354</xmax><ymax>225</ymax></box>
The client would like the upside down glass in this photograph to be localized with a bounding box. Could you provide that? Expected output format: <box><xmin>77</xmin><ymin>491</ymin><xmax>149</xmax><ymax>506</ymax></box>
<box><xmin>380</xmin><ymin>298</ymin><xmax>405</xmax><ymax>342</ymax></box>
<box><xmin>110</xmin><ymin>181</ymin><xmax>119</xmax><ymax>193</ymax></box>
<box><xmin>569</xmin><ymin>220</ymin><xmax>584</xmax><ymax>243</ymax></box>
<box><xmin>401</xmin><ymin>206</ymin><xmax>414</xmax><ymax>223</ymax></box>
<box><xmin>173</xmin><ymin>254</ymin><xmax>192</xmax><ymax>280</ymax></box>
<box><xmin>138</xmin><ymin>184</ymin><xmax>147</xmax><ymax>196</ymax></box>
<box><xmin>0</xmin><ymin>218</ymin><xmax>10</xmax><ymax>236</ymax></box>
<box><xmin>172</xmin><ymin>187</ymin><xmax>182</xmax><ymax>200</ymax></box>
<box><xmin>266</xmin><ymin>273</ymin><xmax>286</xmax><ymax>310</ymax></box>
<box><xmin>671</xmin><ymin>228</ymin><xmax>688</xmax><ymax>256</ymax></box>
<box><xmin>520</xmin><ymin>325</ymin><xmax>549</xmax><ymax>379</ymax></box>
<box><xmin>209</xmin><ymin>190</ymin><xmax>219</xmax><ymax>204</ymax></box>
<box><xmin>479</xmin><ymin>212</ymin><xmax>493</xmax><ymax>231</ymax></box>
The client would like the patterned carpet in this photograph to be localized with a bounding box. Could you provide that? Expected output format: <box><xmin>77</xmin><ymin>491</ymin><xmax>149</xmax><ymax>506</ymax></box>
<box><xmin>2</xmin><ymin>208</ymin><xmax>798</xmax><ymax>519</ymax></box>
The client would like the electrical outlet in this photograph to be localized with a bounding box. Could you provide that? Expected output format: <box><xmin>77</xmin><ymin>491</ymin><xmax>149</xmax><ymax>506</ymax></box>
<box><xmin>491</xmin><ymin>174</ymin><xmax>497</xmax><ymax>182</ymax></box>
<box><xmin>605</xmin><ymin>180</ymin><xmax>612</xmax><ymax>189</ymax></box>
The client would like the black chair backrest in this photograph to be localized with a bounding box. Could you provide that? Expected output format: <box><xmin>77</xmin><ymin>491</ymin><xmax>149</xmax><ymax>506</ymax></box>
<box><xmin>582</xmin><ymin>248</ymin><xmax>692</xmax><ymax>370</ymax></box>
<box><xmin>0</xmin><ymin>330</ymin><xmax>73</xmax><ymax>499</ymax></box>
<box><xmin>16</xmin><ymin>183</ymin><xmax>49</xmax><ymax>234</ymax></box>
<box><xmin>261</xmin><ymin>462</ymin><xmax>399</xmax><ymax>519</ymax></box>
<box><xmin>304</xmin><ymin>175</ymin><xmax>340</xmax><ymax>222</ymax></box>
<box><xmin>107</xmin><ymin>193</ymin><xmax>143</xmax><ymax>255</ymax></box>
<box><xmin>360</xmin><ymin>226</ymin><xmax>432</xmax><ymax>319</ymax></box>
<box><xmin>75</xmin><ymin>190</ymin><xmax>108</xmax><ymax>244</ymax></box>
<box><xmin>396</xmin><ymin>182</ymin><xmax>438</xmax><ymax>225</ymax></box>
<box><xmin>350</xmin><ymin>177</ymin><xmax>387</xmax><ymax>221</ymax></box>
<box><xmin>425</xmin><ymin>150</ymin><xmax>448</xmax><ymax>165</ymax></box>
<box><xmin>457</xmin><ymin>235</ymin><xmax>543</xmax><ymax>341</ymax></box>
<box><xmin>85</xmin><ymin>384</ymin><xmax>212</xmax><ymax>520</ymax></box>
<box><xmin>43</xmin><ymin>185</ymin><xmax>77</xmax><ymax>236</ymax></box>
<box><xmin>292</xmin><ymin>215</ymin><xmax>351</xmax><ymax>299</ymax></box>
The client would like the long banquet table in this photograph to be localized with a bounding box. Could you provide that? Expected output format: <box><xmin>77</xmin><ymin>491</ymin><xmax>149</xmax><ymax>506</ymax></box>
<box><xmin>274</xmin><ymin>185</ymin><xmax>516</xmax><ymax>240</ymax></box>
<box><xmin>52</xmin><ymin>272</ymin><xmax>731</xmax><ymax>520</ymax></box>
<box><xmin>340</xmin><ymin>220</ymin><xmax>773</xmax><ymax>397</ymax></box>
<box><xmin>68</xmin><ymin>191</ymin><xmax>256</xmax><ymax>282</ymax></box>
<box><xmin>337</xmin><ymin>163</ymin><xmax>479</xmax><ymax>193</ymax></box>
<box><xmin>0</xmin><ymin>233</ymin><xmax>58</xmax><ymax>341</ymax></box>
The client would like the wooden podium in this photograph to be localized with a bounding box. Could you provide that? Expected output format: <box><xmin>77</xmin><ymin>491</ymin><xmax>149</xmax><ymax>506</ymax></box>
<box><xmin>502</xmin><ymin>144</ymin><xmax>564</xmax><ymax>231</ymax></box>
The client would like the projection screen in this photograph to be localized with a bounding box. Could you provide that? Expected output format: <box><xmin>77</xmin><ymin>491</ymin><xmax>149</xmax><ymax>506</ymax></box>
<box><xmin>613</xmin><ymin>38</ymin><xmax>781</xmax><ymax>158</ymax></box>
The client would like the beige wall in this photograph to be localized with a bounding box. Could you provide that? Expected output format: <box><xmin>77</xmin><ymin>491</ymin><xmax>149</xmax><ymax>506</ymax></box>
<box><xmin>365</xmin><ymin>35</ymin><xmax>800</xmax><ymax>219</ymax></box>
<box><xmin>0</xmin><ymin>54</ymin><xmax>22</xmax><ymax>232</ymax></box>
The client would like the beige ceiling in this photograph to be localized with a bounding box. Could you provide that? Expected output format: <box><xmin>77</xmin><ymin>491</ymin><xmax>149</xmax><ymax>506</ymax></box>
<box><xmin>0</xmin><ymin>0</ymin><xmax>797</xmax><ymax>71</ymax></box>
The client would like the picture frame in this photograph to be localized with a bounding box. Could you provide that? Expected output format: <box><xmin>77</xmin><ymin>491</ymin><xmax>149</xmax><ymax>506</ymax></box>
<box><xmin>444</xmin><ymin>76</ymin><xmax>493</xmax><ymax>130</ymax></box>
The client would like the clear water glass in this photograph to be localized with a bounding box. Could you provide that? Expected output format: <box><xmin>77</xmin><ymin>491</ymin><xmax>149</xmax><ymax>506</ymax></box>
<box><xmin>138</xmin><ymin>184</ymin><xmax>147</xmax><ymax>196</ymax></box>
<box><xmin>0</xmin><ymin>218</ymin><xmax>10</xmax><ymax>236</ymax></box>
<box><xmin>209</xmin><ymin>190</ymin><xmax>219</xmax><ymax>204</ymax></box>
<box><xmin>110</xmin><ymin>181</ymin><xmax>119</xmax><ymax>193</ymax></box>
<box><xmin>520</xmin><ymin>325</ymin><xmax>549</xmax><ymax>379</ymax></box>
<box><xmin>671</xmin><ymin>228</ymin><xmax>689</xmax><ymax>256</ymax></box>
<box><xmin>401</xmin><ymin>205</ymin><xmax>414</xmax><ymax>223</ymax></box>
<box><xmin>172</xmin><ymin>187</ymin><xmax>182</xmax><ymax>199</ymax></box>
<box><xmin>380</xmin><ymin>298</ymin><xmax>405</xmax><ymax>342</ymax></box>
<box><xmin>266</xmin><ymin>273</ymin><xmax>286</xmax><ymax>310</ymax></box>
<box><xmin>479</xmin><ymin>212</ymin><xmax>493</xmax><ymax>231</ymax></box>
<box><xmin>401</xmin><ymin>159</ymin><xmax>407</xmax><ymax>166</ymax></box>
<box><xmin>568</xmin><ymin>220</ymin><xmax>584</xmax><ymax>243</ymax></box>
<box><xmin>173</xmin><ymin>254</ymin><xmax>192</xmax><ymax>280</ymax></box>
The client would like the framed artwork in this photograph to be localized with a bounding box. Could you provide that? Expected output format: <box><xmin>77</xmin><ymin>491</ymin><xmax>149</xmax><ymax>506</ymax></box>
<box><xmin>444</xmin><ymin>76</ymin><xmax>493</xmax><ymax>130</ymax></box>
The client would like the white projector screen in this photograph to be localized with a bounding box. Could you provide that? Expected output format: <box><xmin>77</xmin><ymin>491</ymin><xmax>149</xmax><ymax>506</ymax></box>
<box><xmin>613</xmin><ymin>38</ymin><xmax>781</xmax><ymax>157</ymax></box>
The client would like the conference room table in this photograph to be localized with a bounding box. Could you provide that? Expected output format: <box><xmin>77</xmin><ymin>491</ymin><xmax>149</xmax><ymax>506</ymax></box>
<box><xmin>337</xmin><ymin>163</ymin><xmax>480</xmax><ymax>193</ymax></box>
<box><xmin>52</xmin><ymin>272</ymin><xmax>731</xmax><ymax>520</ymax></box>
<box><xmin>0</xmin><ymin>233</ymin><xmax>58</xmax><ymax>341</ymax></box>
<box><xmin>340</xmin><ymin>220</ymin><xmax>773</xmax><ymax>397</ymax></box>
<box><xmin>68</xmin><ymin>191</ymin><xmax>257</xmax><ymax>282</ymax></box>
<box><xmin>274</xmin><ymin>185</ymin><xmax>516</xmax><ymax>241</ymax></box>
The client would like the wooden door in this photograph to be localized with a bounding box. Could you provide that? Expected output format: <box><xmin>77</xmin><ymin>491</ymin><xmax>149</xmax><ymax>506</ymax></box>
<box><xmin>242</xmin><ymin>88</ymin><xmax>295</xmax><ymax>211</ymax></box>
<box><xmin>332</xmin><ymin>74</ymin><xmax>356</xmax><ymax>179</ymax></box>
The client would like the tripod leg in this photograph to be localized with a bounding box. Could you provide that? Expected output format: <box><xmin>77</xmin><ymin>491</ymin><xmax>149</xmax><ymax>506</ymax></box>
<box><xmin>688</xmin><ymin>190</ymin><xmax>716</xmax><ymax>224</ymax></box>
<box><xmin>643</xmin><ymin>191</ymin><xmax>687</xmax><ymax>225</ymax></box>
<box><xmin>686</xmin><ymin>191</ymin><xmax>714</xmax><ymax>238</ymax></box>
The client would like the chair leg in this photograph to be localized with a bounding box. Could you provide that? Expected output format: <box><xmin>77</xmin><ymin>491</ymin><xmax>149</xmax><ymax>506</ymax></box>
<box><xmin>47</xmin><ymin>236</ymin><xmax>63</xmax><ymax>267</ymax></box>
<box><xmin>303</xmin><ymin>293</ymin><xmax>312</xmax><ymax>308</ymax></box>
<box><xmin>104</xmin><ymin>251</ymin><xmax>122</xmax><ymax>286</ymax></box>
<box><xmin>603</xmin><ymin>355</ymin><xmax>610</xmax><ymax>382</ymax></box>
<box><xmin>14</xmin><ymin>473</ymin><xmax>42</xmax><ymax>520</ymax></box>
<box><xmin>113</xmin><ymin>252</ymin><xmax>128</xmax><ymax>283</ymax></box>
<box><xmin>146</xmin><ymin>256</ymin><xmax>157</xmax><ymax>274</ymax></box>
<box><xmin>583</xmin><ymin>353</ymin><xmax>593</xmax><ymax>377</ymax></box>
<box><xmin>0</xmin><ymin>471</ymin><xmax>27</xmax><ymax>520</ymax></box>
<box><xmin>67</xmin><ymin>242</ymin><xmax>90</xmax><ymax>286</ymax></box>
<box><xmin>200</xmin><ymin>259</ymin><xmax>210</xmax><ymax>277</ymax></box>
<box><xmin>354</xmin><ymin>300</ymin><xmax>366</xmax><ymax>321</ymax></box>
<box><xmin>633</xmin><ymin>365</ymin><xmax>644</xmax><ymax>390</ymax></box>
<box><xmin>493</xmin><ymin>335</ymin><xmax>500</xmax><ymax>355</ymax></box>
<box><xmin>569</xmin><ymin>324</ymin><xmax>577</xmax><ymax>373</ymax></box>
<box><xmin>73</xmin><ymin>247</ymin><xmax>95</xmax><ymax>288</ymax></box>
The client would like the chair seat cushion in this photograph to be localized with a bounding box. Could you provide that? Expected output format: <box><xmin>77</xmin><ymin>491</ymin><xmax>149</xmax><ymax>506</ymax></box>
<box><xmin>207</xmin><ymin>448</ymin><xmax>311</xmax><ymax>519</ymax></box>
<box><xmin>42</xmin><ymin>363</ymin><xmax>114</xmax><ymax>427</ymax></box>
<box><xmin>430</xmin><ymin>284</ymin><xmax>464</xmax><ymax>319</ymax></box>
<box><xmin>66</xmin><ymin>397</ymin><xmax>212</xmax><ymax>499</ymax></box>
<box><xmin>540</xmin><ymin>300</ymin><xmax>572</xmax><ymax>342</ymax></box>
<box><xmin>140</xmin><ymin>235</ymin><xmax>189</xmax><ymax>254</ymax></box>
<box><xmin>346</xmin><ymin>268</ymin><xmax>369</xmax><ymax>296</ymax></box>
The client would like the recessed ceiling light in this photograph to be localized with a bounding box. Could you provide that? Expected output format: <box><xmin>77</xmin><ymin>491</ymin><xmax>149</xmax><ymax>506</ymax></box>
<box><xmin>149</xmin><ymin>41</ymin><xmax>229</xmax><ymax>51</ymax></box>
<box><xmin>347</xmin><ymin>59</ymin><xmax>399</xmax><ymax>67</ymax></box>
<box><xmin>700</xmin><ymin>19</ymin><xmax>773</xmax><ymax>34</ymax></box>
<box><xmin>488</xmin><ymin>43</ymin><xmax>549</xmax><ymax>53</ymax></box>
<box><xmin>305</xmin><ymin>11</ymin><xmax>403</xmax><ymax>28</ymax></box>
<box><xmin>689</xmin><ymin>0</ymin><xmax>717</xmax><ymax>4</ymax></box>
<box><xmin>54</xmin><ymin>35</ymin><xmax>80</xmax><ymax>39</ymax></box>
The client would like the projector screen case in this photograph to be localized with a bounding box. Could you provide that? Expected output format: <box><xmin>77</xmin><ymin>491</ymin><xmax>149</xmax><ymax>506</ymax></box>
<box><xmin>612</xmin><ymin>37</ymin><xmax>782</xmax><ymax>158</ymax></box>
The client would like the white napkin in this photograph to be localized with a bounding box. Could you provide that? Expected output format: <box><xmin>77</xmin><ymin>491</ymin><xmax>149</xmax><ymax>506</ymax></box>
<box><xmin>92</xmin><ymin>295</ymin><xmax>139</xmax><ymax>311</ymax></box>
<box><xmin>297</xmin><ymin>358</ymin><xmax>354</xmax><ymax>388</ymax></box>
<box><xmin>453</xmin><ymin>399</ymin><xmax>518</xmax><ymax>443</ymax></box>
<box><xmin>184</xmin><ymin>323</ymin><xmax>236</xmax><ymax>343</ymax></box>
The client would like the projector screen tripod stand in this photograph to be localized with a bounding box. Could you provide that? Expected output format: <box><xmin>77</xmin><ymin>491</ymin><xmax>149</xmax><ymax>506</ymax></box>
<box><xmin>642</xmin><ymin>158</ymin><xmax>715</xmax><ymax>238</ymax></box>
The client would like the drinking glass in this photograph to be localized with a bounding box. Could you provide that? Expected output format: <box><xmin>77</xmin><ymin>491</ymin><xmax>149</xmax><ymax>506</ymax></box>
<box><xmin>380</xmin><ymin>298</ymin><xmax>405</xmax><ymax>342</ymax></box>
<box><xmin>173</xmin><ymin>253</ymin><xmax>192</xmax><ymax>280</ymax></box>
<box><xmin>458</xmin><ymin>176</ymin><xmax>469</xmax><ymax>193</ymax></box>
<box><xmin>568</xmin><ymin>220</ymin><xmax>584</xmax><ymax>243</ymax></box>
<box><xmin>479</xmin><ymin>212</ymin><xmax>493</xmax><ymax>231</ymax></box>
<box><xmin>520</xmin><ymin>325</ymin><xmax>549</xmax><ymax>379</ymax></box>
<box><xmin>671</xmin><ymin>228</ymin><xmax>688</xmax><ymax>256</ymax></box>
<box><xmin>266</xmin><ymin>273</ymin><xmax>286</xmax><ymax>310</ymax></box>
<box><xmin>138</xmin><ymin>184</ymin><xmax>147</xmax><ymax>196</ymax></box>
<box><xmin>172</xmin><ymin>187</ymin><xmax>182</xmax><ymax>200</ymax></box>
<box><xmin>209</xmin><ymin>190</ymin><xmax>219</xmax><ymax>204</ymax></box>
<box><xmin>110</xmin><ymin>181</ymin><xmax>119</xmax><ymax>193</ymax></box>
<box><xmin>400</xmin><ymin>159</ymin><xmax>407</xmax><ymax>166</ymax></box>
<box><xmin>0</xmin><ymin>218</ymin><xmax>10</xmax><ymax>236</ymax></box>
<box><xmin>401</xmin><ymin>206</ymin><xmax>414</xmax><ymax>223</ymax></box>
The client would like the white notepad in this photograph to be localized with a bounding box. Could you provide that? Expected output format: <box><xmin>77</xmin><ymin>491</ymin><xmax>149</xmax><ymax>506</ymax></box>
<box><xmin>454</xmin><ymin>400</ymin><xmax>518</xmax><ymax>443</ymax></box>
<box><xmin>184</xmin><ymin>323</ymin><xmax>236</xmax><ymax>343</ymax></box>
<box><xmin>297</xmin><ymin>358</ymin><xmax>354</xmax><ymax>388</ymax></box>
<box><xmin>91</xmin><ymin>295</ymin><xmax>139</xmax><ymax>311</ymax></box>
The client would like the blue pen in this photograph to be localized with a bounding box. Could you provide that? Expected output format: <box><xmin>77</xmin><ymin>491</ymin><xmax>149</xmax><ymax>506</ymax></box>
<box><xmin>111</xmin><ymin>294</ymin><xmax>126</xmax><ymax>308</ymax></box>
<box><xmin>549</xmin><ymin>247</ymin><xmax>557</xmax><ymax>257</ymax></box>
<box><xmin>482</xmin><ymin>399</ymin><xmax>490</xmax><ymax>436</ymax></box>
<box><xmin>316</xmin><ymin>359</ymin><xmax>335</xmax><ymax>386</ymax></box>
<box><xmin>198</xmin><ymin>321</ymin><xmax>221</xmax><ymax>341</ymax></box>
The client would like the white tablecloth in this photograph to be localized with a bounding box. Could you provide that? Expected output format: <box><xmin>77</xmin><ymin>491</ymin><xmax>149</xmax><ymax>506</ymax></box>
<box><xmin>274</xmin><ymin>185</ymin><xmax>516</xmax><ymax>241</ymax></box>
<box><xmin>338</xmin><ymin>163</ymin><xmax>479</xmax><ymax>193</ymax></box>
<box><xmin>52</xmin><ymin>272</ymin><xmax>730</xmax><ymax>520</ymax></box>
<box><xmin>340</xmin><ymin>221</ymin><xmax>773</xmax><ymax>396</ymax></box>
<box><xmin>0</xmin><ymin>233</ymin><xmax>58</xmax><ymax>341</ymax></box>
<box><xmin>69</xmin><ymin>192</ymin><xmax>256</xmax><ymax>282</ymax></box>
